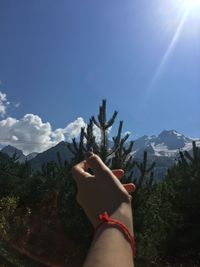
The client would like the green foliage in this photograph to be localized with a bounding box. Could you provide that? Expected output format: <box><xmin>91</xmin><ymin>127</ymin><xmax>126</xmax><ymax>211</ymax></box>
<box><xmin>68</xmin><ymin>99</ymin><xmax>136</xmax><ymax>180</ymax></box>
<box><xmin>163</xmin><ymin>143</ymin><xmax>200</xmax><ymax>261</ymax></box>
<box><xmin>134</xmin><ymin>141</ymin><xmax>200</xmax><ymax>265</ymax></box>
<box><xmin>0</xmin><ymin>197</ymin><xmax>18</xmax><ymax>239</ymax></box>
<box><xmin>0</xmin><ymin>100</ymin><xmax>163</xmax><ymax>265</ymax></box>
<box><xmin>0</xmin><ymin>100</ymin><xmax>200</xmax><ymax>266</ymax></box>
<box><xmin>135</xmin><ymin>151</ymin><xmax>156</xmax><ymax>188</ymax></box>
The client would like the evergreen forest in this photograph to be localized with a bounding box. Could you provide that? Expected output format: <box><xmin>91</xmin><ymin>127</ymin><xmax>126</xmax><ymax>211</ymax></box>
<box><xmin>0</xmin><ymin>100</ymin><xmax>199</xmax><ymax>267</ymax></box>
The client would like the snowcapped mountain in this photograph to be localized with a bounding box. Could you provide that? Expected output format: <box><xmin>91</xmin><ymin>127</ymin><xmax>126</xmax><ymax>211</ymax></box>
<box><xmin>133</xmin><ymin>130</ymin><xmax>200</xmax><ymax>158</ymax></box>
<box><xmin>1</xmin><ymin>130</ymin><xmax>199</xmax><ymax>180</ymax></box>
<box><xmin>1</xmin><ymin>130</ymin><xmax>199</xmax><ymax>170</ymax></box>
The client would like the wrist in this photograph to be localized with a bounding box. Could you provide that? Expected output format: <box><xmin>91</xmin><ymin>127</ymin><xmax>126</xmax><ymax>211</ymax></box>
<box><xmin>94</xmin><ymin>210</ymin><xmax>136</xmax><ymax>258</ymax></box>
<box><xmin>94</xmin><ymin>199</ymin><xmax>134</xmax><ymax>239</ymax></box>
<box><xmin>110</xmin><ymin>202</ymin><xmax>133</xmax><ymax>235</ymax></box>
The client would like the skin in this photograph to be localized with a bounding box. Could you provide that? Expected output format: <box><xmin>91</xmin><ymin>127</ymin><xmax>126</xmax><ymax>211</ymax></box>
<box><xmin>72</xmin><ymin>153</ymin><xmax>136</xmax><ymax>267</ymax></box>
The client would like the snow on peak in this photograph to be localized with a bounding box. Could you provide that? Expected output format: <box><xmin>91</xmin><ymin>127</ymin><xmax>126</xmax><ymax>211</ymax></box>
<box><xmin>134</xmin><ymin>130</ymin><xmax>199</xmax><ymax>158</ymax></box>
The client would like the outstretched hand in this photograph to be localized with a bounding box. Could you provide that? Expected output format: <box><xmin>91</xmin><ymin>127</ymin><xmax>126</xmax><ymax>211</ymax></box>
<box><xmin>72</xmin><ymin>153</ymin><xmax>136</xmax><ymax>233</ymax></box>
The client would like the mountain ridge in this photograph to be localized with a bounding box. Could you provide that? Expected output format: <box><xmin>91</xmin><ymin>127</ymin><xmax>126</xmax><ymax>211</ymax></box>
<box><xmin>1</xmin><ymin>130</ymin><xmax>199</xmax><ymax>179</ymax></box>
<box><xmin>1</xmin><ymin>129</ymin><xmax>199</xmax><ymax>161</ymax></box>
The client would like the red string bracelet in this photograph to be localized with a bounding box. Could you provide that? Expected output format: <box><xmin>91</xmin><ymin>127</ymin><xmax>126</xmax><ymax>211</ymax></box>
<box><xmin>95</xmin><ymin>212</ymin><xmax>136</xmax><ymax>257</ymax></box>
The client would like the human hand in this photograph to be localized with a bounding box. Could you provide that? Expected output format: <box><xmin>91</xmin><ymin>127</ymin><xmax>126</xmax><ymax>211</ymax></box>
<box><xmin>72</xmin><ymin>153</ymin><xmax>136</xmax><ymax>233</ymax></box>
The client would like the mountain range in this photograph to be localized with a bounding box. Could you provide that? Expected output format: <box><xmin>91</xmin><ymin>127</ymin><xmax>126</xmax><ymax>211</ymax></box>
<box><xmin>1</xmin><ymin>130</ymin><xmax>199</xmax><ymax>180</ymax></box>
<box><xmin>133</xmin><ymin>130</ymin><xmax>199</xmax><ymax>157</ymax></box>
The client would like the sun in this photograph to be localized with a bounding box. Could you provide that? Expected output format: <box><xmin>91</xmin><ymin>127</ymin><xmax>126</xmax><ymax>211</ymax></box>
<box><xmin>181</xmin><ymin>0</ymin><xmax>200</xmax><ymax>10</ymax></box>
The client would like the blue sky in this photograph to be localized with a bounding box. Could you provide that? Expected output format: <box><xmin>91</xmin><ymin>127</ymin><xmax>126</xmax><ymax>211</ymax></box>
<box><xmin>0</xmin><ymin>0</ymin><xmax>200</xmax><ymax>153</ymax></box>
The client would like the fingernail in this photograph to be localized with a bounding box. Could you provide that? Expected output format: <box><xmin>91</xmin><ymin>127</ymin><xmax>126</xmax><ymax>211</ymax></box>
<box><xmin>85</xmin><ymin>151</ymin><xmax>94</xmax><ymax>159</ymax></box>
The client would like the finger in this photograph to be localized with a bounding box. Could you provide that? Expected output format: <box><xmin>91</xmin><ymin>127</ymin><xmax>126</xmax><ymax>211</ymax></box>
<box><xmin>112</xmin><ymin>169</ymin><xmax>124</xmax><ymax>179</ymax></box>
<box><xmin>123</xmin><ymin>183</ymin><xmax>136</xmax><ymax>193</ymax></box>
<box><xmin>86</xmin><ymin>153</ymin><xmax>111</xmax><ymax>175</ymax></box>
<box><xmin>71</xmin><ymin>160</ymin><xmax>92</xmax><ymax>184</ymax></box>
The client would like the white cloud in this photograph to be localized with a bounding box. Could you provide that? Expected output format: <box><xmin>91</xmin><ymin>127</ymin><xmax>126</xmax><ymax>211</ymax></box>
<box><xmin>0</xmin><ymin>89</ymin><xmax>113</xmax><ymax>155</ymax></box>
<box><xmin>0</xmin><ymin>91</ymin><xmax>9</xmax><ymax>117</ymax></box>
<box><xmin>62</xmin><ymin>117</ymin><xmax>86</xmax><ymax>141</ymax></box>
<box><xmin>0</xmin><ymin>115</ymin><xmax>87</xmax><ymax>155</ymax></box>
<box><xmin>92</xmin><ymin>124</ymin><xmax>101</xmax><ymax>143</ymax></box>
<box><xmin>92</xmin><ymin>124</ymin><xmax>112</xmax><ymax>144</ymax></box>
<box><xmin>0</xmin><ymin>91</ymin><xmax>87</xmax><ymax>154</ymax></box>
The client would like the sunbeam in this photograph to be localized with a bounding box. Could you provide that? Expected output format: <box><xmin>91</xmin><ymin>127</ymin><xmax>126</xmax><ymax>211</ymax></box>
<box><xmin>136</xmin><ymin>9</ymin><xmax>190</xmax><ymax>117</ymax></box>
<box><xmin>148</xmin><ymin>10</ymin><xmax>189</xmax><ymax>92</ymax></box>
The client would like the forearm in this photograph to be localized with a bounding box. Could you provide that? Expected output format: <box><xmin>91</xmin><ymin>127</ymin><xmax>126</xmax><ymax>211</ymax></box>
<box><xmin>72</xmin><ymin>154</ymin><xmax>136</xmax><ymax>267</ymax></box>
<box><xmin>83</xmin><ymin>225</ymin><xmax>134</xmax><ymax>267</ymax></box>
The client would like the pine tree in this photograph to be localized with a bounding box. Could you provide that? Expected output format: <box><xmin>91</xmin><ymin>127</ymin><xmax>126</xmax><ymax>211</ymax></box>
<box><xmin>67</xmin><ymin>99</ymin><xmax>135</xmax><ymax>178</ymax></box>
<box><xmin>161</xmin><ymin>141</ymin><xmax>200</xmax><ymax>262</ymax></box>
<box><xmin>135</xmin><ymin>151</ymin><xmax>155</xmax><ymax>188</ymax></box>
<box><xmin>179</xmin><ymin>141</ymin><xmax>200</xmax><ymax>167</ymax></box>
